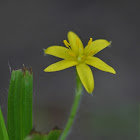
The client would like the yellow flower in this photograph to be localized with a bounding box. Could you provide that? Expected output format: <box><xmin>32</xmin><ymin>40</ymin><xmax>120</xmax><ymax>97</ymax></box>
<box><xmin>44</xmin><ymin>31</ymin><xmax>116</xmax><ymax>93</ymax></box>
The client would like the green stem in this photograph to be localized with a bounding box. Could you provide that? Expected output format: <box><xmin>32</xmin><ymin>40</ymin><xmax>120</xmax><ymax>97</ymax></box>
<box><xmin>60</xmin><ymin>72</ymin><xmax>83</xmax><ymax>140</ymax></box>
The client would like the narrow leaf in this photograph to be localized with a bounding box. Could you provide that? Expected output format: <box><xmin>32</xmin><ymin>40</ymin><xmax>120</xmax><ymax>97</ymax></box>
<box><xmin>47</xmin><ymin>129</ymin><xmax>62</xmax><ymax>140</ymax></box>
<box><xmin>7</xmin><ymin>68</ymin><xmax>33</xmax><ymax>140</ymax></box>
<box><xmin>0</xmin><ymin>108</ymin><xmax>9</xmax><ymax>140</ymax></box>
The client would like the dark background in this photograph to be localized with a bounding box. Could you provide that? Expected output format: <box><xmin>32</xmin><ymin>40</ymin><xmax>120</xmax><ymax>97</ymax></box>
<box><xmin>0</xmin><ymin>0</ymin><xmax>139</xmax><ymax>140</ymax></box>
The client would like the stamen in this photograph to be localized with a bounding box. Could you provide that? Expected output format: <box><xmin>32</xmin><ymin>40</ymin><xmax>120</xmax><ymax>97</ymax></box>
<box><xmin>63</xmin><ymin>40</ymin><xmax>70</xmax><ymax>49</ymax></box>
<box><xmin>88</xmin><ymin>38</ymin><xmax>92</xmax><ymax>46</ymax></box>
<box><xmin>84</xmin><ymin>38</ymin><xmax>93</xmax><ymax>55</ymax></box>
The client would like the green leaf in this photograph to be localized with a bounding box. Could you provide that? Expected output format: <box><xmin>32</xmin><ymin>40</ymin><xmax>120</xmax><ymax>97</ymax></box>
<box><xmin>47</xmin><ymin>129</ymin><xmax>62</xmax><ymax>140</ymax></box>
<box><xmin>0</xmin><ymin>108</ymin><xmax>9</xmax><ymax>140</ymax></box>
<box><xmin>24</xmin><ymin>129</ymin><xmax>62</xmax><ymax>140</ymax></box>
<box><xmin>7</xmin><ymin>68</ymin><xmax>33</xmax><ymax>140</ymax></box>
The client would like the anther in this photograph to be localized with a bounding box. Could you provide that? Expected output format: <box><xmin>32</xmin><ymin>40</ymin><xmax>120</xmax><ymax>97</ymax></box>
<box><xmin>88</xmin><ymin>38</ymin><xmax>93</xmax><ymax>46</ymax></box>
<box><xmin>63</xmin><ymin>40</ymin><xmax>70</xmax><ymax>49</ymax></box>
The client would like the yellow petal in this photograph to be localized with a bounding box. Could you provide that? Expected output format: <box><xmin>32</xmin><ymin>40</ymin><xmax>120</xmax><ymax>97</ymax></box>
<box><xmin>85</xmin><ymin>56</ymin><xmax>116</xmax><ymax>74</ymax></box>
<box><xmin>44</xmin><ymin>60</ymin><xmax>78</xmax><ymax>72</ymax></box>
<box><xmin>68</xmin><ymin>31</ymin><xmax>84</xmax><ymax>56</ymax></box>
<box><xmin>85</xmin><ymin>39</ymin><xmax>111</xmax><ymax>56</ymax></box>
<box><xmin>44</xmin><ymin>46</ymin><xmax>72</xmax><ymax>59</ymax></box>
<box><xmin>76</xmin><ymin>63</ymin><xmax>94</xmax><ymax>93</ymax></box>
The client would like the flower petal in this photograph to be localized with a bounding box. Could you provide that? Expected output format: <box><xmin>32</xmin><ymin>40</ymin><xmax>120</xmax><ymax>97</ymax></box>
<box><xmin>85</xmin><ymin>39</ymin><xmax>111</xmax><ymax>56</ymax></box>
<box><xmin>44</xmin><ymin>60</ymin><xmax>78</xmax><ymax>72</ymax></box>
<box><xmin>44</xmin><ymin>46</ymin><xmax>72</xmax><ymax>59</ymax></box>
<box><xmin>76</xmin><ymin>63</ymin><xmax>94</xmax><ymax>93</ymax></box>
<box><xmin>68</xmin><ymin>31</ymin><xmax>84</xmax><ymax>56</ymax></box>
<box><xmin>85</xmin><ymin>56</ymin><xmax>116</xmax><ymax>74</ymax></box>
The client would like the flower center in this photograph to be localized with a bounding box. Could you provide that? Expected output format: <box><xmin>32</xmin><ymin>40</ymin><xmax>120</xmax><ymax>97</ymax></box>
<box><xmin>77</xmin><ymin>54</ymin><xmax>86</xmax><ymax>63</ymax></box>
<box><xmin>63</xmin><ymin>38</ymin><xmax>91</xmax><ymax>63</ymax></box>
<box><xmin>77</xmin><ymin>56</ymin><xmax>82</xmax><ymax>62</ymax></box>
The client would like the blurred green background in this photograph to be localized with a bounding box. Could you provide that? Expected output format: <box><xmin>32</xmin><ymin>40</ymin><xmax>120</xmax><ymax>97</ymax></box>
<box><xmin>0</xmin><ymin>0</ymin><xmax>139</xmax><ymax>140</ymax></box>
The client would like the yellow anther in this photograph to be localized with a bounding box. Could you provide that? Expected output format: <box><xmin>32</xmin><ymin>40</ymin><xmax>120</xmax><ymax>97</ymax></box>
<box><xmin>63</xmin><ymin>40</ymin><xmax>70</xmax><ymax>49</ymax></box>
<box><xmin>88</xmin><ymin>38</ymin><xmax>93</xmax><ymax>46</ymax></box>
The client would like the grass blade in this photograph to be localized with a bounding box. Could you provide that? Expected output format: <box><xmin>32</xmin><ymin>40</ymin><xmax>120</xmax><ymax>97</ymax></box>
<box><xmin>0</xmin><ymin>108</ymin><xmax>9</xmax><ymax>140</ymax></box>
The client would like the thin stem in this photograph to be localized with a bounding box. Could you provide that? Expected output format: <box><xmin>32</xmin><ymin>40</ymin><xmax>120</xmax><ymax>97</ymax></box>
<box><xmin>60</xmin><ymin>72</ymin><xmax>83</xmax><ymax>140</ymax></box>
